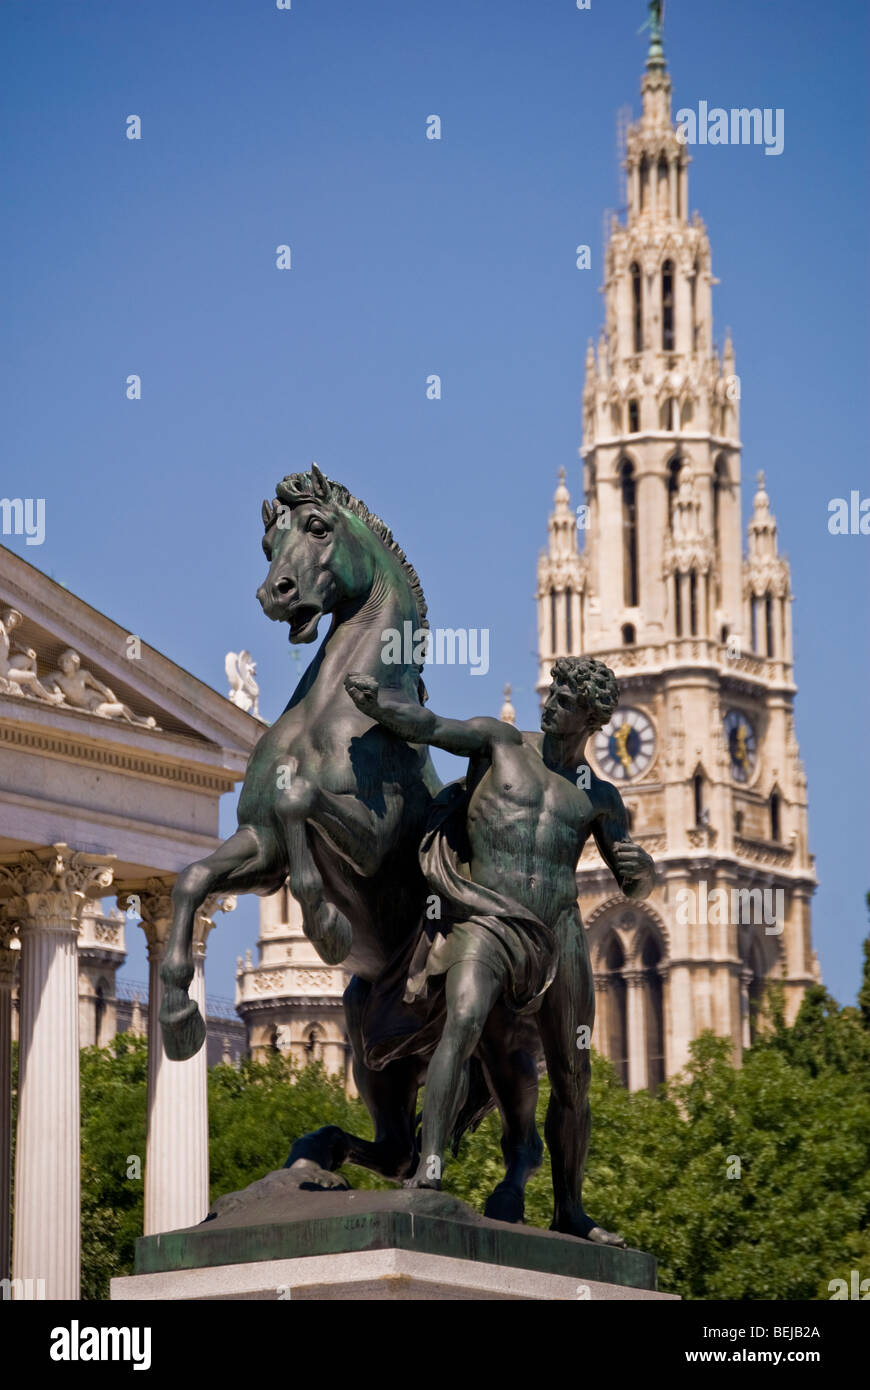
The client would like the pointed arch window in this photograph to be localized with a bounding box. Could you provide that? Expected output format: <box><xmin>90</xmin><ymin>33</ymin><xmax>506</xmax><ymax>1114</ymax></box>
<box><xmin>765</xmin><ymin>594</ymin><xmax>775</xmax><ymax>657</ymax></box>
<box><xmin>661</xmin><ymin>260</ymin><xmax>675</xmax><ymax>351</ymax></box>
<box><xmin>565</xmin><ymin>590</ymin><xmax>573</xmax><ymax>652</ymax></box>
<box><xmin>746</xmin><ymin>942</ymin><xmax>765</xmax><ymax>1044</ymax></box>
<box><xmin>667</xmin><ymin>455</ymin><xmax>682</xmax><ymax>527</ymax></box>
<box><xmin>621</xmin><ymin>622</ymin><xmax>636</xmax><ymax>646</ymax></box>
<box><xmin>689</xmin><ymin>569</ymin><xmax>698</xmax><ymax>636</ymax></box>
<box><xmin>712</xmin><ymin>455</ymin><xmax>728</xmax><ymax>551</ymax></box>
<box><xmin>693</xmin><ymin>770</ymin><xmax>704</xmax><ymax>825</ymax></box>
<box><xmin>639</xmin><ymin>158</ymin><xmax>649</xmax><ymax>213</ymax></box>
<box><xmin>661</xmin><ymin>397</ymin><xmax>678</xmax><ymax>431</ymax></box>
<box><xmin>628</xmin><ymin>398</ymin><xmax>640</xmax><ymax>433</ymax></box>
<box><xmin>631</xmin><ymin>263</ymin><xmax>643</xmax><ymax>353</ymax></box>
<box><xmin>550</xmin><ymin>588</ymin><xmax>558</xmax><ymax>655</ymax></box>
<box><xmin>674</xmin><ymin>574</ymin><xmax>683</xmax><ymax>637</ymax></box>
<box><xmin>769</xmin><ymin>790</ymin><xmax>781</xmax><ymax>842</ymax></box>
<box><xmin>657</xmin><ymin>156</ymin><xmax>669</xmax><ymax>211</ymax></box>
<box><xmin>621</xmin><ymin>460</ymin><xmax>639</xmax><ymax>607</ymax></box>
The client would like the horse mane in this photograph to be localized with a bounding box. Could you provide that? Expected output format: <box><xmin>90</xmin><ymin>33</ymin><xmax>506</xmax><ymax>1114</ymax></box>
<box><xmin>262</xmin><ymin>464</ymin><xmax>428</xmax><ymax>632</ymax></box>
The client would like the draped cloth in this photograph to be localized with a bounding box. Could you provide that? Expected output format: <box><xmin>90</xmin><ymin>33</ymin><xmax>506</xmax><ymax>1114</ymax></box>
<box><xmin>362</xmin><ymin>780</ymin><xmax>559</xmax><ymax>1072</ymax></box>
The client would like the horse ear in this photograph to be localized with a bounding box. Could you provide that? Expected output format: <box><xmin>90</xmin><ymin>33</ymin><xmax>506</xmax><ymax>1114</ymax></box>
<box><xmin>310</xmin><ymin>462</ymin><xmax>329</xmax><ymax>499</ymax></box>
<box><xmin>261</xmin><ymin>499</ymin><xmax>273</xmax><ymax>528</ymax></box>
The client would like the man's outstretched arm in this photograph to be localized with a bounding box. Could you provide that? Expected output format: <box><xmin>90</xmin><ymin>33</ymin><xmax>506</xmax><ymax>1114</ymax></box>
<box><xmin>592</xmin><ymin>782</ymin><xmax>656</xmax><ymax>901</ymax></box>
<box><xmin>345</xmin><ymin>671</ymin><xmax>521</xmax><ymax>756</ymax></box>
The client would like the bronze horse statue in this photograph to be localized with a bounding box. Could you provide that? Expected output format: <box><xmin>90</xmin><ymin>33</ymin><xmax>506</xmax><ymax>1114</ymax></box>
<box><xmin>160</xmin><ymin>464</ymin><xmax>448</xmax><ymax>1181</ymax></box>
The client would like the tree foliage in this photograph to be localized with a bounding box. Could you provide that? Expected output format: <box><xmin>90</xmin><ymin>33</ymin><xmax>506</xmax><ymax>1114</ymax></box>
<box><xmin>73</xmin><ymin>932</ymin><xmax>870</xmax><ymax>1300</ymax></box>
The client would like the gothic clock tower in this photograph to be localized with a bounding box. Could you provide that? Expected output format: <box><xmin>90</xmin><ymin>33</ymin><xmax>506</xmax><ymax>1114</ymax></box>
<box><xmin>536</xmin><ymin>15</ymin><xmax>819</xmax><ymax>1088</ymax></box>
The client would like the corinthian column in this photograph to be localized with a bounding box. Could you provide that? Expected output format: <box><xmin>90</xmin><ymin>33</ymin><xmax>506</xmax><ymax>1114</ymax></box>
<box><xmin>0</xmin><ymin>912</ymin><xmax>19</xmax><ymax>1285</ymax></box>
<box><xmin>133</xmin><ymin>883</ymin><xmax>234</xmax><ymax>1235</ymax></box>
<box><xmin>1</xmin><ymin>844</ymin><xmax>114</xmax><ymax>1300</ymax></box>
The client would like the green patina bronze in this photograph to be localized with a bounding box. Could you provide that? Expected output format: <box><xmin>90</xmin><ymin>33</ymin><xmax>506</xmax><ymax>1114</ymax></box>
<box><xmin>155</xmin><ymin>465</ymin><xmax>657</xmax><ymax>1264</ymax></box>
<box><xmin>135</xmin><ymin>1185</ymin><xmax>658</xmax><ymax>1291</ymax></box>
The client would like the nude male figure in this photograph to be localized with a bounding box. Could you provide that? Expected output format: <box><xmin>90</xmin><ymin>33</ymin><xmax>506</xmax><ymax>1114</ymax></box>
<box><xmin>45</xmin><ymin>649</ymin><xmax>157</xmax><ymax>727</ymax></box>
<box><xmin>0</xmin><ymin>608</ymin><xmax>61</xmax><ymax>702</ymax></box>
<box><xmin>346</xmin><ymin>655</ymin><xmax>655</xmax><ymax>1244</ymax></box>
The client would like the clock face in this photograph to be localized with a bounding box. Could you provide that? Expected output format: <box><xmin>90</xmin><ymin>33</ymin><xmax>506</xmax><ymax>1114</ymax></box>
<box><xmin>593</xmin><ymin>707</ymin><xmax>655</xmax><ymax>782</ymax></box>
<box><xmin>723</xmin><ymin>709</ymin><xmax>757</xmax><ymax>783</ymax></box>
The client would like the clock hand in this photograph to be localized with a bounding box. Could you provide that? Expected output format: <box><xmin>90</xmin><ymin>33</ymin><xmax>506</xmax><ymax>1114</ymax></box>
<box><xmin>614</xmin><ymin>722</ymin><xmax>632</xmax><ymax>772</ymax></box>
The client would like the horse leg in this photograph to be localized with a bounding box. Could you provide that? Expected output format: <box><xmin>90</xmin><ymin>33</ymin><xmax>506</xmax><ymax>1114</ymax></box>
<box><xmin>285</xmin><ymin>975</ymin><xmax>420</xmax><ymax>1185</ymax></box>
<box><xmin>276</xmin><ymin>785</ymin><xmax>420</xmax><ymax>1181</ymax></box>
<box><xmin>271</xmin><ymin>776</ymin><xmax>357</xmax><ymax>965</ymax></box>
<box><xmin>478</xmin><ymin>1008</ymin><xmax>544</xmax><ymax>1224</ymax></box>
<box><xmin>160</xmin><ymin>824</ymin><xmax>284</xmax><ymax>1060</ymax></box>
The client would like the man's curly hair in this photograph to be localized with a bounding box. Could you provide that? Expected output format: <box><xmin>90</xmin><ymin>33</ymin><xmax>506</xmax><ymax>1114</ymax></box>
<box><xmin>549</xmin><ymin>656</ymin><xmax>619</xmax><ymax>731</ymax></box>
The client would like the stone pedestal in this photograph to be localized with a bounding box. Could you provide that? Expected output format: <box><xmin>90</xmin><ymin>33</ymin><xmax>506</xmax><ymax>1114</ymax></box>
<box><xmin>111</xmin><ymin>1172</ymin><xmax>677</xmax><ymax>1302</ymax></box>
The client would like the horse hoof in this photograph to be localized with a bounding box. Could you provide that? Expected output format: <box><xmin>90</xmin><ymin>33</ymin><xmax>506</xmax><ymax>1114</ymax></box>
<box><xmin>161</xmin><ymin>1000</ymin><xmax>206</xmax><ymax>1061</ymax></box>
<box><xmin>484</xmin><ymin>1184</ymin><xmax>525</xmax><ymax>1224</ymax></box>
<box><xmin>286</xmin><ymin>1158</ymin><xmax>350</xmax><ymax>1192</ymax></box>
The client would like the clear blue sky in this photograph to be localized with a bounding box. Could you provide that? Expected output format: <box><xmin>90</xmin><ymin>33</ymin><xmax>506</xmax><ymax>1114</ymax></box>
<box><xmin>1</xmin><ymin>0</ymin><xmax>867</xmax><ymax>1007</ymax></box>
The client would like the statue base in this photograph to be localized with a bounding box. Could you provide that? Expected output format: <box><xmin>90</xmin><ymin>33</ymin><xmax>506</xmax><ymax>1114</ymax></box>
<box><xmin>111</xmin><ymin>1169</ymin><xmax>676</xmax><ymax>1301</ymax></box>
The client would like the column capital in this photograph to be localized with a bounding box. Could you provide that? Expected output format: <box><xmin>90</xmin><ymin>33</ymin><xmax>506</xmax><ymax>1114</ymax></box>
<box><xmin>0</xmin><ymin>843</ymin><xmax>114</xmax><ymax>932</ymax></box>
<box><xmin>194</xmin><ymin>894</ymin><xmax>236</xmax><ymax>958</ymax></box>
<box><xmin>117</xmin><ymin>877</ymin><xmax>175</xmax><ymax>956</ymax></box>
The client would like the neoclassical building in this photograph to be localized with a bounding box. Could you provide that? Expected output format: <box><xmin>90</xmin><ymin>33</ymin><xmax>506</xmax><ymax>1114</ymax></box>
<box><xmin>535</xmin><ymin>26</ymin><xmax>819</xmax><ymax>1088</ymax></box>
<box><xmin>0</xmin><ymin>543</ymin><xmax>261</xmax><ymax>1296</ymax></box>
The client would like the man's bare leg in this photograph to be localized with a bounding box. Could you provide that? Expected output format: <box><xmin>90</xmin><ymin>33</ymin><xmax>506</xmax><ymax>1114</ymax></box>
<box><xmin>405</xmin><ymin>957</ymin><xmax>503</xmax><ymax>1190</ymax></box>
<box><xmin>478</xmin><ymin>1008</ymin><xmax>544</xmax><ymax>1223</ymax></box>
<box><xmin>537</xmin><ymin>907</ymin><xmax>626</xmax><ymax>1246</ymax></box>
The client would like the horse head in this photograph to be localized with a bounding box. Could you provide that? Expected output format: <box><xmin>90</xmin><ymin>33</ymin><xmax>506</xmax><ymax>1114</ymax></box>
<box><xmin>257</xmin><ymin>464</ymin><xmax>427</xmax><ymax>651</ymax></box>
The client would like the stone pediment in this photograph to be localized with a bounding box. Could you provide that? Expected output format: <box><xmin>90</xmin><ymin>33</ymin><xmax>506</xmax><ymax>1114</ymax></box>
<box><xmin>0</xmin><ymin>543</ymin><xmax>261</xmax><ymax>761</ymax></box>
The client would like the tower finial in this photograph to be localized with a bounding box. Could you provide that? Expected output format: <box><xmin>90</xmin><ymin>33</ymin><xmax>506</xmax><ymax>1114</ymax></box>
<box><xmin>641</xmin><ymin>1</ymin><xmax>666</xmax><ymax>71</ymax></box>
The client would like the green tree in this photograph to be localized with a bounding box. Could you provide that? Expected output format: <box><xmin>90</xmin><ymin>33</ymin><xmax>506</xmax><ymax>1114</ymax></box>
<box><xmin>208</xmin><ymin>1051</ymin><xmax>390</xmax><ymax>1202</ymax></box>
<box><xmin>71</xmin><ymin>925</ymin><xmax>870</xmax><ymax>1300</ymax></box>
<box><xmin>79</xmin><ymin>1034</ymin><xmax>147</xmax><ymax>1300</ymax></box>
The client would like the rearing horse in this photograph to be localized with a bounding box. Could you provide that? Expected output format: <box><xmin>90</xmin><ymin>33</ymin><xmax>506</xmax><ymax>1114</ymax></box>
<box><xmin>159</xmin><ymin>464</ymin><xmax>441</xmax><ymax>1179</ymax></box>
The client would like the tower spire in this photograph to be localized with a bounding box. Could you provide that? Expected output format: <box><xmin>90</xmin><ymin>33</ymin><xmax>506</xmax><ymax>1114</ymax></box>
<box><xmin>644</xmin><ymin>1</ymin><xmax>666</xmax><ymax>72</ymax></box>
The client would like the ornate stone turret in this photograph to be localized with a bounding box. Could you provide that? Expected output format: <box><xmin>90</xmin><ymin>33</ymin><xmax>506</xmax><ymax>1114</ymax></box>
<box><xmin>236</xmin><ymin>887</ymin><xmax>352</xmax><ymax>1090</ymax></box>
<box><xmin>743</xmin><ymin>471</ymin><xmax>793</xmax><ymax>665</ymax></box>
<box><xmin>536</xmin><ymin>468</ymin><xmax>589</xmax><ymax>667</ymax></box>
<box><xmin>534</xmin><ymin>3</ymin><xmax>817</xmax><ymax>1089</ymax></box>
